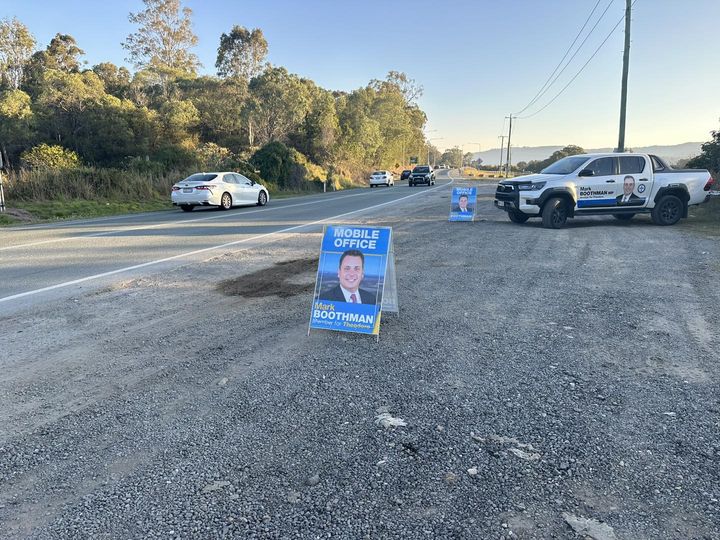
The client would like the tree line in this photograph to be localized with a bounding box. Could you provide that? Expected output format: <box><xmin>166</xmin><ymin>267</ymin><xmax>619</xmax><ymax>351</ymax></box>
<box><xmin>0</xmin><ymin>0</ymin><xmax>432</xmax><ymax>193</ymax></box>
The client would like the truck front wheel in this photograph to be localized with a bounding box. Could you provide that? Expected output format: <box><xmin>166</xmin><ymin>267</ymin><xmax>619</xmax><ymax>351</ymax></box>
<box><xmin>541</xmin><ymin>197</ymin><xmax>568</xmax><ymax>229</ymax></box>
<box><xmin>651</xmin><ymin>195</ymin><xmax>683</xmax><ymax>226</ymax></box>
<box><xmin>508</xmin><ymin>209</ymin><xmax>529</xmax><ymax>223</ymax></box>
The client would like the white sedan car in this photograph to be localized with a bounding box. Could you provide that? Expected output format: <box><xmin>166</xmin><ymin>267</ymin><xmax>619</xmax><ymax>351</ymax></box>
<box><xmin>369</xmin><ymin>170</ymin><xmax>394</xmax><ymax>188</ymax></box>
<box><xmin>171</xmin><ymin>172</ymin><xmax>270</xmax><ymax>212</ymax></box>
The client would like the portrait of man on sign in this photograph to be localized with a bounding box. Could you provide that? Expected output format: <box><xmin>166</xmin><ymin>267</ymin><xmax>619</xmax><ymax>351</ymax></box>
<box><xmin>452</xmin><ymin>193</ymin><xmax>473</xmax><ymax>213</ymax></box>
<box><xmin>317</xmin><ymin>249</ymin><xmax>377</xmax><ymax>304</ymax></box>
<box><xmin>616</xmin><ymin>175</ymin><xmax>644</xmax><ymax>206</ymax></box>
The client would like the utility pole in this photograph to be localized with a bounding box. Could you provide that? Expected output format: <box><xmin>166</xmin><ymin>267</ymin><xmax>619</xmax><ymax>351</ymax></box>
<box><xmin>505</xmin><ymin>115</ymin><xmax>514</xmax><ymax>177</ymax></box>
<box><xmin>497</xmin><ymin>136</ymin><xmax>506</xmax><ymax>177</ymax></box>
<box><xmin>617</xmin><ymin>0</ymin><xmax>631</xmax><ymax>152</ymax></box>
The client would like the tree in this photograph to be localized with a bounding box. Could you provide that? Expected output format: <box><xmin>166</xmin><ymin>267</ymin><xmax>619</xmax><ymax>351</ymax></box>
<box><xmin>0</xmin><ymin>17</ymin><xmax>35</xmax><ymax>90</ymax></box>
<box><xmin>370</xmin><ymin>71</ymin><xmax>423</xmax><ymax>104</ymax></box>
<box><xmin>248</xmin><ymin>67</ymin><xmax>311</xmax><ymax>144</ymax></box>
<box><xmin>92</xmin><ymin>62</ymin><xmax>132</xmax><ymax>98</ymax></box>
<box><xmin>175</xmin><ymin>76</ymin><xmax>248</xmax><ymax>149</ymax></box>
<box><xmin>21</xmin><ymin>33</ymin><xmax>86</xmax><ymax>98</ymax></box>
<box><xmin>216</xmin><ymin>26</ymin><xmax>268</xmax><ymax>81</ymax></box>
<box><xmin>123</xmin><ymin>0</ymin><xmax>200</xmax><ymax>89</ymax></box>
<box><xmin>0</xmin><ymin>89</ymin><xmax>33</xmax><ymax>165</ymax></box>
<box><xmin>526</xmin><ymin>144</ymin><xmax>586</xmax><ymax>173</ymax></box>
<box><xmin>44</xmin><ymin>34</ymin><xmax>85</xmax><ymax>72</ymax></box>
<box><xmin>35</xmin><ymin>69</ymin><xmax>106</xmax><ymax>147</ymax></box>
<box><xmin>158</xmin><ymin>99</ymin><xmax>199</xmax><ymax>144</ymax></box>
<box><xmin>687</xmin><ymin>130</ymin><xmax>720</xmax><ymax>175</ymax></box>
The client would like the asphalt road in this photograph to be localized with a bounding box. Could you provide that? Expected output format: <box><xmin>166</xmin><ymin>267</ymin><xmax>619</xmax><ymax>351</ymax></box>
<box><xmin>1</xmin><ymin>175</ymin><xmax>717</xmax><ymax>539</ymax></box>
<box><xmin>1</xmin><ymin>171</ymin><xmax>485</xmax><ymax>314</ymax></box>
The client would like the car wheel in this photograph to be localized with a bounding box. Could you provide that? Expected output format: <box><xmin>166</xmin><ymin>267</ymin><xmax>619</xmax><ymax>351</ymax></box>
<box><xmin>220</xmin><ymin>192</ymin><xmax>232</xmax><ymax>210</ymax></box>
<box><xmin>508</xmin><ymin>209</ymin><xmax>529</xmax><ymax>223</ymax></box>
<box><xmin>257</xmin><ymin>191</ymin><xmax>268</xmax><ymax>206</ymax></box>
<box><xmin>180</xmin><ymin>204</ymin><xmax>194</xmax><ymax>212</ymax></box>
<box><xmin>651</xmin><ymin>195</ymin><xmax>683</xmax><ymax>226</ymax></box>
<box><xmin>370</xmin><ymin>184</ymin><xmax>375</xmax><ymax>188</ymax></box>
<box><xmin>612</xmin><ymin>213</ymin><xmax>635</xmax><ymax>221</ymax></box>
<box><xmin>409</xmin><ymin>182</ymin><xmax>414</xmax><ymax>187</ymax></box>
<box><xmin>541</xmin><ymin>197</ymin><xmax>568</xmax><ymax>229</ymax></box>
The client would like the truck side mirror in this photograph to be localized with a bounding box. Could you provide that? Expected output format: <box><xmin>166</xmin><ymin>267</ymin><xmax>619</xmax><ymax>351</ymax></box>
<box><xmin>578</xmin><ymin>169</ymin><xmax>594</xmax><ymax>177</ymax></box>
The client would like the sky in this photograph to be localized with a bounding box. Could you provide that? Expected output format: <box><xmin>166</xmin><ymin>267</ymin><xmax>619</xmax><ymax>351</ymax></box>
<box><xmin>2</xmin><ymin>0</ymin><xmax>719</xmax><ymax>154</ymax></box>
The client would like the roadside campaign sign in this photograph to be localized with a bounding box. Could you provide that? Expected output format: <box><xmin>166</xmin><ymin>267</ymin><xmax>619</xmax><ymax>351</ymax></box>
<box><xmin>449</xmin><ymin>187</ymin><xmax>477</xmax><ymax>221</ymax></box>
<box><xmin>309</xmin><ymin>225</ymin><xmax>397</xmax><ymax>336</ymax></box>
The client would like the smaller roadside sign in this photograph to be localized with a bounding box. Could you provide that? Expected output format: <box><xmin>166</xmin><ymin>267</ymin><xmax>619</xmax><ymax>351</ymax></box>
<box><xmin>449</xmin><ymin>187</ymin><xmax>477</xmax><ymax>222</ymax></box>
<box><xmin>409</xmin><ymin>156</ymin><xmax>418</xmax><ymax>164</ymax></box>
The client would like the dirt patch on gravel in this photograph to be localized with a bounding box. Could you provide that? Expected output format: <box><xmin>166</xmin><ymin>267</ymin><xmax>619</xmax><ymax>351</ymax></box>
<box><xmin>216</xmin><ymin>257</ymin><xmax>318</xmax><ymax>298</ymax></box>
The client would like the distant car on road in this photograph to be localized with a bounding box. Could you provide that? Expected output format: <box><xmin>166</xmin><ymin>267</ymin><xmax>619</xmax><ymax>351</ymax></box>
<box><xmin>369</xmin><ymin>170</ymin><xmax>394</xmax><ymax>187</ymax></box>
<box><xmin>171</xmin><ymin>172</ymin><xmax>269</xmax><ymax>212</ymax></box>
<box><xmin>409</xmin><ymin>165</ymin><xmax>435</xmax><ymax>187</ymax></box>
<box><xmin>400</xmin><ymin>170</ymin><xmax>412</xmax><ymax>181</ymax></box>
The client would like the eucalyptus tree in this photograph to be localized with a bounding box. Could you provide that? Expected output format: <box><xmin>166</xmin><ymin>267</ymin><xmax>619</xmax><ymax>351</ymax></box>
<box><xmin>0</xmin><ymin>17</ymin><xmax>35</xmax><ymax>90</ymax></box>
<box><xmin>123</xmin><ymin>0</ymin><xmax>200</xmax><ymax>92</ymax></box>
<box><xmin>216</xmin><ymin>26</ymin><xmax>268</xmax><ymax>81</ymax></box>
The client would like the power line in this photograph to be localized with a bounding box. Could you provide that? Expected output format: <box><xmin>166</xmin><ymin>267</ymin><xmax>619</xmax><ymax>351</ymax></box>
<box><xmin>515</xmin><ymin>0</ymin><xmax>605</xmax><ymax>115</ymax></box>
<box><xmin>515</xmin><ymin>0</ymin><xmax>616</xmax><ymax>115</ymax></box>
<box><xmin>518</xmin><ymin>1</ymin><xmax>637</xmax><ymax>120</ymax></box>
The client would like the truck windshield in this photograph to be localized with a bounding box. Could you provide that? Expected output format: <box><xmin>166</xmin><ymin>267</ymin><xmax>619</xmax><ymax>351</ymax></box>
<box><xmin>541</xmin><ymin>156</ymin><xmax>589</xmax><ymax>175</ymax></box>
<box><xmin>413</xmin><ymin>167</ymin><xmax>429</xmax><ymax>173</ymax></box>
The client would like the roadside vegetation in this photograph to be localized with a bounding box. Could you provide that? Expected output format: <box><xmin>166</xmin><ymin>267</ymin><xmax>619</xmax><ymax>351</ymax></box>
<box><xmin>0</xmin><ymin>1</ymin><xmax>433</xmax><ymax>224</ymax></box>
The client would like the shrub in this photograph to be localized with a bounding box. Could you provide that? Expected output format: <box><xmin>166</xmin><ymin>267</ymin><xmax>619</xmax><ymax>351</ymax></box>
<box><xmin>251</xmin><ymin>141</ymin><xmax>329</xmax><ymax>191</ymax></box>
<box><xmin>20</xmin><ymin>144</ymin><xmax>81</xmax><ymax>170</ymax></box>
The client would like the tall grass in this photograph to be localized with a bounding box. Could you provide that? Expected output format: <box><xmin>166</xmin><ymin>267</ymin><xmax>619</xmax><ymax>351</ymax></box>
<box><xmin>4</xmin><ymin>167</ymin><xmax>189</xmax><ymax>201</ymax></box>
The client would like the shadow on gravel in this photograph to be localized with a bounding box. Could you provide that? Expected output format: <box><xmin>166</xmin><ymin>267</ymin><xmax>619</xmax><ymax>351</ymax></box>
<box><xmin>216</xmin><ymin>257</ymin><xmax>318</xmax><ymax>298</ymax></box>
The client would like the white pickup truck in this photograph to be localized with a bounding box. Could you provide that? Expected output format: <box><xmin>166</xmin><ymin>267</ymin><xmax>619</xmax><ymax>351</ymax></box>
<box><xmin>494</xmin><ymin>153</ymin><xmax>714</xmax><ymax>228</ymax></box>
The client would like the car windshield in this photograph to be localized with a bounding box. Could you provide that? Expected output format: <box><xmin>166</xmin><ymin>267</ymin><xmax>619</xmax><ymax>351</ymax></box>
<box><xmin>372</xmin><ymin>171</ymin><xmax>385</xmax><ymax>175</ymax></box>
<box><xmin>541</xmin><ymin>156</ymin><xmax>589</xmax><ymax>175</ymax></box>
<box><xmin>181</xmin><ymin>173</ymin><xmax>218</xmax><ymax>183</ymax></box>
<box><xmin>413</xmin><ymin>166</ymin><xmax>430</xmax><ymax>173</ymax></box>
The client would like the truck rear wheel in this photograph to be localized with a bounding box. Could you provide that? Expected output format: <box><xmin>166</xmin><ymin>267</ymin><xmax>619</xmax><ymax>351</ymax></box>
<box><xmin>508</xmin><ymin>209</ymin><xmax>529</xmax><ymax>224</ymax></box>
<box><xmin>541</xmin><ymin>197</ymin><xmax>568</xmax><ymax>229</ymax></box>
<box><xmin>651</xmin><ymin>195</ymin><xmax>683</xmax><ymax>226</ymax></box>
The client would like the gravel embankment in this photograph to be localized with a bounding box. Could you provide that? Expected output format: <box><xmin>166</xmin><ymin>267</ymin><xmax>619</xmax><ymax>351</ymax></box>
<box><xmin>1</xmin><ymin>185</ymin><xmax>718</xmax><ymax>539</ymax></box>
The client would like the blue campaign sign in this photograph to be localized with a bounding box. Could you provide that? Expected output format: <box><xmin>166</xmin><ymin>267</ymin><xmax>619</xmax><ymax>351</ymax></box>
<box><xmin>310</xmin><ymin>226</ymin><xmax>393</xmax><ymax>335</ymax></box>
<box><xmin>449</xmin><ymin>187</ymin><xmax>477</xmax><ymax>221</ymax></box>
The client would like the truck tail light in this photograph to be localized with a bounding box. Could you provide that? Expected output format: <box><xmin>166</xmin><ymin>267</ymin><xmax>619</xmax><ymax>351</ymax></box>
<box><xmin>703</xmin><ymin>176</ymin><xmax>714</xmax><ymax>191</ymax></box>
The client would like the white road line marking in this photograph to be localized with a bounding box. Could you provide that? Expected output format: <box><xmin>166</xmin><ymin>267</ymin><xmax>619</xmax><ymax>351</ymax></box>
<box><xmin>0</xmin><ymin>190</ymin><xmax>380</xmax><ymax>252</ymax></box>
<box><xmin>0</xmin><ymin>181</ymin><xmax>450</xmax><ymax>304</ymax></box>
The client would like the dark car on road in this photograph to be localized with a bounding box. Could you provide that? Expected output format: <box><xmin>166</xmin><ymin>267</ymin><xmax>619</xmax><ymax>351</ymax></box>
<box><xmin>400</xmin><ymin>170</ymin><xmax>412</xmax><ymax>181</ymax></box>
<box><xmin>409</xmin><ymin>165</ymin><xmax>435</xmax><ymax>187</ymax></box>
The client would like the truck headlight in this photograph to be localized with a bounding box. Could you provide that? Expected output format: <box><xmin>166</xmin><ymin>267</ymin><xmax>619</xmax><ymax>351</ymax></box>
<box><xmin>518</xmin><ymin>181</ymin><xmax>546</xmax><ymax>191</ymax></box>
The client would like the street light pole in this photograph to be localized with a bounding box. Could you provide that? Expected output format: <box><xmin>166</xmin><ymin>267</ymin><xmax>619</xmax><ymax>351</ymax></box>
<box><xmin>427</xmin><ymin>137</ymin><xmax>443</xmax><ymax>166</ymax></box>
<box><xmin>498</xmin><ymin>135</ymin><xmax>506</xmax><ymax>177</ymax></box>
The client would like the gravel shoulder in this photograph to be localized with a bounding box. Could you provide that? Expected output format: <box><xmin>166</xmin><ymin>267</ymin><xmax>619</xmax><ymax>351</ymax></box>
<box><xmin>1</xmin><ymin>184</ymin><xmax>718</xmax><ymax>539</ymax></box>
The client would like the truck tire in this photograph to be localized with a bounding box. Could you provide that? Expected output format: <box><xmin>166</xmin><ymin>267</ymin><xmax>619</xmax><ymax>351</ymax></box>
<box><xmin>613</xmin><ymin>213</ymin><xmax>635</xmax><ymax>221</ymax></box>
<box><xmin>651</xmin><ymin>195</ymin><xmax>683</xmax><ymax>226</ymax></box>
<box><xmin>541</xmin><ymin>197</ymin><xmax>568</xmax><ymax>229</ymax></box>
<box><xmin>508</xmin><ymin>209</ymin><xmax>529</xmax><ymax>224</ymax></box>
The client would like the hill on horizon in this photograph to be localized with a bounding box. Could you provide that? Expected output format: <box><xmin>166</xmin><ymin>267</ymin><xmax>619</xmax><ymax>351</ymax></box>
<box><xmin>471</xmin><ymin>142</ymin><xmax>703</xmax><ymax>166</ymax></box>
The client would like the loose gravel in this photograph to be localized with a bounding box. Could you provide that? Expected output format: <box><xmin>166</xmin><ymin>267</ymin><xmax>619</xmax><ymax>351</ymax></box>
<box><xmin>1</xmin><ymin>184</ymin><xmax>718</xmax><ymax>539</ymax></box>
